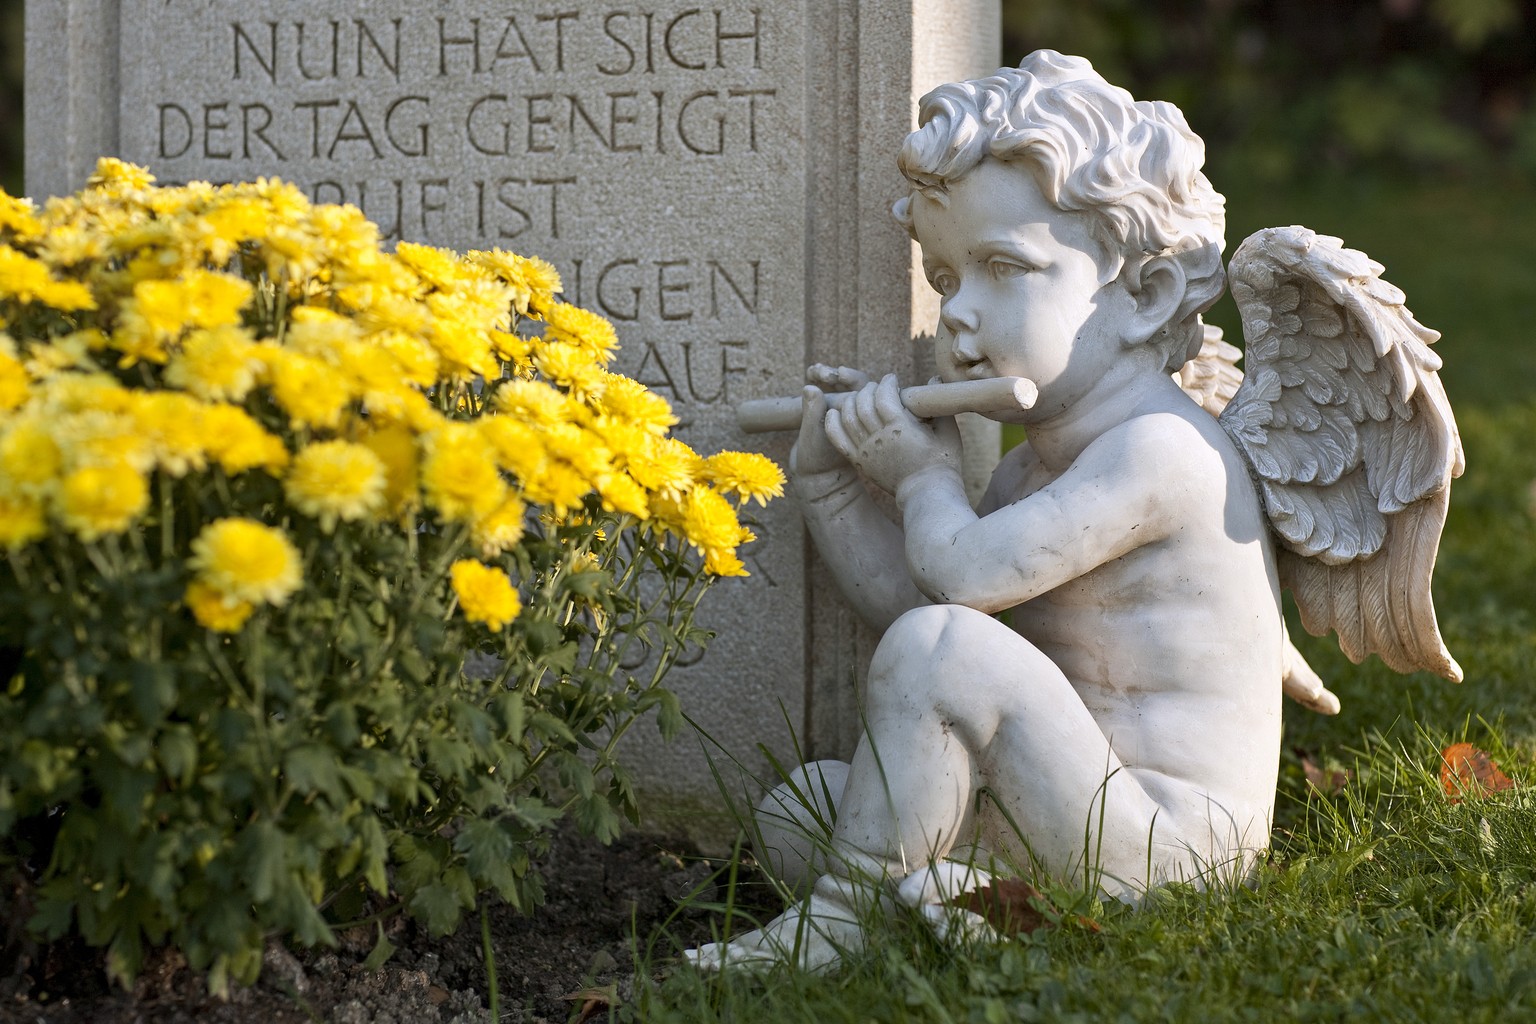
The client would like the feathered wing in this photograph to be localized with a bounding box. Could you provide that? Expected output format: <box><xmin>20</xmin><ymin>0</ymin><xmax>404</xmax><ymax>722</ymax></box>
<box><xmin>1217</xmin><ymin>226</ymin><xmax>1464</xmax><ymax>682</ymax></box>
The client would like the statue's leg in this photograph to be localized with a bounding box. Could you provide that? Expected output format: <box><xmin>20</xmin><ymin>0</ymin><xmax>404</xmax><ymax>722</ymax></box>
<box><xmin>832</xmin><ymin>604</ymin><xmax>1167</xmax><ymax>899</ymax></box>
<box><xmin>686</xmin><ymin>604</ymin><xmax>1165</xmax><ymax>971</ymax></box>
<box><xmin>752</xmin><ymin>759</ymin><xmax>851</xmax><ymax>896</ymax></box>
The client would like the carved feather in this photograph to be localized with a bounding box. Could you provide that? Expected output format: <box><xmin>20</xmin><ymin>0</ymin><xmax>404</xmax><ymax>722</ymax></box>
<box><xmin>1221</xmin><ymin>226</ymin><xmax>1463</xmax><ymax>681</ymax></box>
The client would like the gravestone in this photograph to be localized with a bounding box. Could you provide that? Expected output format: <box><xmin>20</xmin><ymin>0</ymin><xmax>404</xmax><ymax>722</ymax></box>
<box><xmin>26</xmin><ymin>0</ymin><xmax>1000</xmax><ymax>836</ymax></box>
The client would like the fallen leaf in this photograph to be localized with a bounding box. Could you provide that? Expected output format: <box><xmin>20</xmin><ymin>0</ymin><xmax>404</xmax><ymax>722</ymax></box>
<box><xmin>1440</xmin><ymin>743</ymin><xmax>1516</xmax><ymax>803</ymax></box>
<box><xmin>1301</xmin><ymin>754</ymin><xmax>1350</xmax><ymax>795</ymax></box>
<box><xmin>951</xmin><ymin>879</ymin><xmax>1051</xmax><ymax>935</ymax></box>
<box><xmin>561</xmin><ymin>983</ymin><xmax>618</xmax><ymax>1024</ymax></box>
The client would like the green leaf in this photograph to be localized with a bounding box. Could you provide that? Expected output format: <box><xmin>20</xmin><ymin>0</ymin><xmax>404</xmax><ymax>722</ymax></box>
<box><xmin>283</xmin><ymin>744</ymin><xmax>345</xmax><ymax>802</ymax></box>
<box><xmin>654</xmin><ymin>689</ymin><xmax>683</xmax><ymax>741</ymax></box>
<box><xmin>236</xmin><ymin>822</ymin><xmax>287</xmax><ymax>904</ymax></box>
<box><xmin>454</xmin><ymin>818</ymin><xmax>514</xmax><ymax>881</ymax></box>
<box><xmin>363</xmin><ymin>923</ymin><xmax>397</xmax><ymax>971</ymax></box>
<box><xmin>129</xmin><ymin>662</ymin><xmax>177</xmax><ymax>724</ymax></box>
<box><xmin>408</xmin><ymin>882</ymin><xmax>465</xmax><ymax>936</ymax></box>
<box><xmin>157</xmin><ymin>724</ymin><xmax>198</xmax><ymax>787</ymax></box>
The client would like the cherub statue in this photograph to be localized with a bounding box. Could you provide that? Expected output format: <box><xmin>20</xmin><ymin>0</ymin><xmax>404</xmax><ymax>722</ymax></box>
<box><xmin>691</xmin><ymin>50</ymin><xmax>1462</xmax><ymax>971</ymax></box>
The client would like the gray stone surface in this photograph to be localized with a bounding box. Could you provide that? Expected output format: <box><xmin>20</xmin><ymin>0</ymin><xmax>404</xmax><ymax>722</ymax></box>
<box><xmin>26</xmin><ymin>0</ymin><xmax>999</xmax><ymax>840</ymax></box>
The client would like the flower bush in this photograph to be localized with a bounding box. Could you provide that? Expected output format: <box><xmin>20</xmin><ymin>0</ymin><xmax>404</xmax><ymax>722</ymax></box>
<box><xmin>0</xmin><ymin>159</ymin><xmax>782</xmax><ymax>991</ymax></box>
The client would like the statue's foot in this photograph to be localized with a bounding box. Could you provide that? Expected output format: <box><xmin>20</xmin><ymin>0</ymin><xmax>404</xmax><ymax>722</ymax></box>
<box><xmin>896</xmin><ymin>860</ymin><xmax>1000</xmax><ymax>946</ymax></box>
<box><xmin>683</xmin><ymin>875</ymin><xmax>872</xmax><ymax>973</ymax></box>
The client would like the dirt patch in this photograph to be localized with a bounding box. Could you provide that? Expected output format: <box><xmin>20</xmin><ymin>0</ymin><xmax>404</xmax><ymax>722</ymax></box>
<box><xmin>1</xmin><ymin>827</ymin><xmax>759</xmax><ymax>1024</ymax></box>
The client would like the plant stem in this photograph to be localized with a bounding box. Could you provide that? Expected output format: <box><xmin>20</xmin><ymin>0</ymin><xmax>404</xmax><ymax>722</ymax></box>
<box><xmin>481</xmin><ymin>903</ymin><xmax>500</xmax><ymax>1023</ymax></box>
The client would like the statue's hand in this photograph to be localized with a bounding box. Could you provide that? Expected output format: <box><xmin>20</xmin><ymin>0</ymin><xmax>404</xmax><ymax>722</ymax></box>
<box><xmin>789</xmin><ymin>385</ymin><xmax>854</xmax><ymax>481</ymax></box>
<box><xmin>825</xmin><ymin>374</ymin><xmax>962</xmax><ymax>494</ymax></box>
<box><xmin>806</xmin><ymin>363</ymin><xmax>873</xmax><ymax>392</ymax></box>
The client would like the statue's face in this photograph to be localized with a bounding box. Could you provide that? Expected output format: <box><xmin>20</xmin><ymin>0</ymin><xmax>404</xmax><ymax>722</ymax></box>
<box><xmin>914</xmin><ymin>159</ymin><xmax>1133</xmax><ymax>421</ymax></box>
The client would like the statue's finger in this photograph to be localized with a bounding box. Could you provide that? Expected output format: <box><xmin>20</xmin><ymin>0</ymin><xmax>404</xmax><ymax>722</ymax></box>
<box><xmin>853</xmin><ymin>381</ymin><xmax>882</xmax><ymax>433</ymax></box>
<box><xmin>875</xmin><ymin>374</ymin><xmax>905</xmax><ymax>421</ymax></box>
<box><xmin>824</xmin><ymin>407</ymin><xmax>854</xmax><ymax>457</ymax></box>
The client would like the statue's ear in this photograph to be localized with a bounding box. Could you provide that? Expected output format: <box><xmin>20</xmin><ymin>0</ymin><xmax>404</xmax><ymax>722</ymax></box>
<box><xmin>1119</xmin><ymin>254</ymin><xmax>1187</xmax><ymax>347</ymax></box>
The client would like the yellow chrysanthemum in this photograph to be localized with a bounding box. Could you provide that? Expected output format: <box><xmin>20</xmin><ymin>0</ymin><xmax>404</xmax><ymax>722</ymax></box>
<box><xmin>184</xmin><ymin>579</ymin><xmax>254</xmax><ymax>633</ymax></box>
<box><xmin>120</xmin><ymin>270</ymin><xmax>252</xmax><ymax>358</ymax></box>
<box><xmin>287</xmin><ymin>306</ymin><xmax>364</xmax><ymax>359</ymax></box>
<box><xmin>478</xmin><ymin>417</ymin><xmax>546</xmax><ymax>485</ymax></box>
<box><xmin>0</xmin><ymin>349</ymin><xmax>28</xmax><ymax>412</ymax></box>
<box><xmin>627</xmin><ymin>436</ymin><xmax>699</xmax><ymax>500</ymax></box>
<box><xmin>189</xmin><ymin>518</ymin><xmax>302</xmax><ymax>606</ymax></box>
<box><xmin>165</xmin><ymin>325</ymin><xmax>263</xmax><ymax>402</ymax></box>
<box><xmin>676</xmin><ymin>485</ymin><xmax>753</xmax><ymax>558</ymax></box>
<box><xmin>420</xmin><ymin>424</ymin><xmax>505</xmax><ymax>523</ymax></box>
<box><xmin>597</xmin><ymin>472</ymin><xmax>650</xmax><ymax>519</ymax></box>
<box><xmin>58</xmin><ymin>462</ymin><xmax>149</xmax><ymax>541</ymax></box>
<box><xmin>373</xmin><ymin>331</ymin><xmax>440</xmax><ymax>389</ymax></box>
<box><xmin>265</xmin><ymin>349</ymin><xmax>352</xmax><ymax>430</ymax></box>
<box><xmin>471</xmin><ymin>494</ymin><xmax>528</xmax><ymax>556</ymax></box>
<box><xmin>494</xmin><ymin>380</ymin><xmax>574</xmax><ymax>425</ymax></box>
<box><xmin>202</xmin><ymin>405</ymin><xmax>289</xmax><ymax>475</ymax></box>
<box><xmin>131</xmin><ymin>392</ymin><xmax>208</xmax><ymax>477</ymax></box>
<box><xmin>449</xmin><ymin>559</ymin><xmax>522</xmax><ymax>630</ymax></box>
<box><xmin>532</xmin><ymin>341</ymin><xmax>604</xmax><ymax>395</ymax></box>
<box><xmin>703</xmin><ymin>451</ymin><xmax>786</xmax><ymax>507</ymax></box>
<box><xmin>87</xmin><ymin>157</ymin><xmax>156</xmax><ymax>192</ymax></box>
<box><xmin>0</xmin><ymin>193</ymin><xmax>42</xmax><ymax>241</ymax></box>
<box><xmin>465</xmin><ymin>247</ymin><xmax>563</xmax><ymax>317</ymax></box>
<box><xmin>394</xmin><ymin>241</ymin><xmax>464</xmax><ymax>291</ymax></box>
<box><xmin>360</xmin><ymin>424</ymin><xmax>420</xmax><ymax>514</ymax></box>
<box><xmin>285</xmin><ymin>440</ymin><xmax>387</xmax><ymax>531</ymax></box>
<box><xmin>54</xmin><ymin>411</ymin><xmax>153</xmax><ymax>473</ymax></box>
<box><xmin>518</xmin><ymin>255</ymin><xmax>564</xmax><ymax>315</ymax></box>
<box><xmin>0</xmin><ymin>420</ymin><xmax>62</xmax><ymax>495</ymax></box>
<box><xmin>0</xmin><ymin>245</ymin><xmax>97</xmax><ymax>312</ymax></box>
<box><xmin>594</xmin><ymin>374</ymin><xmax>677</xmax><ymax>435</ymax></box>
<box><xmin>543</xmin><ymin>303</ymin><xmax>618</xmax><ymax>364</ymax></box>
<box><xmin>0</xmin><ymin>492</ymin><xmax>46</xmax><ymax>549</ymax></box>
<box><xmin>704</xmin><ymin>548</ymin><xmax>748</xmax><ymax>577</ymax></box>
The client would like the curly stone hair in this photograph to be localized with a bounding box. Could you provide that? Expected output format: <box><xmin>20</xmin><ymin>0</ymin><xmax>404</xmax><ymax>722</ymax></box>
<box><xmin>892</xmin><ymin>50</ymin><xmax>1228</xmax><ymax>373</ymax></box>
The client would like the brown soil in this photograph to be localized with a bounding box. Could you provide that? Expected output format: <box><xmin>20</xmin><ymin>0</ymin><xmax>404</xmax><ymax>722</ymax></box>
<box><xmin>0</xmin><ymin>827</ymin><xmax>752</xmax><ymax>1024</ymax></box>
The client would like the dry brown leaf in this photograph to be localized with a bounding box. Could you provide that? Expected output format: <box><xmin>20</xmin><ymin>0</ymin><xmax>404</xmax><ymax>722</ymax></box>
<box><xmin>950</xmin><ymin>879</ymin><xmax>1052</xmax><ymax>935</ymax></box>
<box><xmin>1440</xmin><ymin>743</ymin><xmax>1516</xmax><ymax>803</ymax></box>
<box><xmin>1301</xmin><ymin>754</ymin><xmax>1351</xmax><ymax>795</ymax></box>
<box><xmin>561</xmin><ymin>983</ymin><xmax>617</xmax><ymax>1024</ymax></box>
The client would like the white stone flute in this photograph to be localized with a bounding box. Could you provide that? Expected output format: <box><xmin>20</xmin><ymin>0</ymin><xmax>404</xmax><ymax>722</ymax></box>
<box><xmin>735</xmin><ymin>376</ymin><xmax>1039</xmax><ymax>433</ymax></box>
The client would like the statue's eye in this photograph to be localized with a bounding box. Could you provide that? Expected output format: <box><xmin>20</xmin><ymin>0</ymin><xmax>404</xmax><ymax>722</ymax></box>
<box><xmin>989</xmin><ymin>259</ymin><xmax>1031</xmax><ymax>279</ymax></box>
<box><xmin>932</xmin><ymin>271</ymin><xmax>959</xmax><ymax>296</ymax></box>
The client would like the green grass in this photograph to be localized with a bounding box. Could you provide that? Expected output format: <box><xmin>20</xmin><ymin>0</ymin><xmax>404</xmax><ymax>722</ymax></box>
<box><xmin>627</xmin><ymin>174</ymin><xmax>1536</xmax><ymax>1021</ymax></box>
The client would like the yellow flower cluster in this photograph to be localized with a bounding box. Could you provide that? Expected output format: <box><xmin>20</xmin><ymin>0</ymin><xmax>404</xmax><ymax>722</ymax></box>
<box><xmin>187</xmin><ymin>518</ymin><xmax>302</xmax><ymax>631</ymax></box>
<box><xmin>450</xmin><ymin>559</ymin><xmax>522</xmax><ymax>630</ymax></box>
<box><xmin>0</xmin><ymin>159</ymin><xmax>783</xmax><ymax>635</ymax></box>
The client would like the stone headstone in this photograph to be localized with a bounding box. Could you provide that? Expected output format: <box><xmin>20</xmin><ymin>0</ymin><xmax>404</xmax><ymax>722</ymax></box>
<box><xmin>26</xmin><ymin>0</ymin><xmax>999</xmax><ymax>838</ymax></box>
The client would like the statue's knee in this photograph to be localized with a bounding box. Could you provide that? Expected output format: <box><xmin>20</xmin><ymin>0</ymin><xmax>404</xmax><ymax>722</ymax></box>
<box><xmin>753</xmin><ymin>759</ymin><xmax>850</xmax><ymax>897</ymax></box>
<box><xmin>873</xmin><ymin>605</ymin><xmax>990</xmax><ymax>672</ymax></box>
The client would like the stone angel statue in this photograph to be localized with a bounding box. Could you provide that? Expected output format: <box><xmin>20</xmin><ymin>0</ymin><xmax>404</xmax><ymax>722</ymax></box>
<box><xmin>695</xmin><ymin>51</ymin><xmax>1463</xmax><ymax>973</ymax></box>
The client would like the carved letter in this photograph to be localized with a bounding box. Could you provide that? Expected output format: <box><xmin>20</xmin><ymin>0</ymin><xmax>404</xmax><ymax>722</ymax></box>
<box><xmin>157</xmin><ymin>104</ymin><xmax>193</xmax><ymax>159</ymax></box>
<box><xmin>596</xmin><ymin>259</ymin><xmax>642</xmax><ymax>321</ymax></box>
<box><xmin>599</xmin><ymin>13</ymin><xmax>636</xmax><ymax>76</ymax></box>
<box><xmin>466</xmin><ymin>95</ymin><xmax>512</xmax><ymax>156</ymax></box>
<box><xmin>355</xmin><ymin>18</ymin><xmax>401</xmax><ymax>80</ymax></box>
<box><xmin>232</xmin><ymin>21</ymin><xmax>277</xmax><ymax>82</ymax></box>
<box><xmin>384</xmin><ymin>96</ymin><xmax>430</xmax><ymax>157</ymax></box>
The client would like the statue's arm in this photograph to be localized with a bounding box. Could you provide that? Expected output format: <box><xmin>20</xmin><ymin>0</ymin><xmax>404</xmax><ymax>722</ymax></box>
<box><xmin>895</xmin><ymin>418</ymin><xmax>1182</xmax><ymax>612</ymax></box>
<box><xmin>791</xmin><ymin>384</ymin><xmax>928</xmax><ymax>633</ymax></box>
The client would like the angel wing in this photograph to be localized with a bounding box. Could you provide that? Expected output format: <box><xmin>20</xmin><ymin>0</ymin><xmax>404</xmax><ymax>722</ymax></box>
<box><xmin>1216</xmin><ymin>226</ymin><xmax>1464</xmax><ymax>683</ymax></box>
